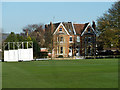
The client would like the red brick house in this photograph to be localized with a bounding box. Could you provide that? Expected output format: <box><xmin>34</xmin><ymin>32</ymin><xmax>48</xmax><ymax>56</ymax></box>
<box><xmin>45</xmin><ymin>21</ymin><xmax>97</xmax><ymax>58</ymax></box>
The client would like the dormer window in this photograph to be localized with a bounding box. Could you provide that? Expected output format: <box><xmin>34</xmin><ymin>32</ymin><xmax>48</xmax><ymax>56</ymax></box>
<box><xmin>88</xmin><ymin>37</ymin><xmax>91</xmax><ymax>43</ymax></box>
<box><xmin>59</xmin><ymin>28</ymin><xmax>62</xmax><ymax>32</ymax></box>
<box><xmin>88</xmin><ymin>28</ymin><xmax>91</xmax><ymax>33</ymax></box>
<box><xmin>69</xmin><ymin>29</ymin><xmax>71</xmax><ymax>32</ymax></box>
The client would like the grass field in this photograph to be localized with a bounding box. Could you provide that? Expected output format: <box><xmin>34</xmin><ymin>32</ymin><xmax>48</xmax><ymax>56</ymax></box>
<box><xmin>2</xmin><ymin>58</ymin><xmax>118</xmax><ymax>88</ymax></box>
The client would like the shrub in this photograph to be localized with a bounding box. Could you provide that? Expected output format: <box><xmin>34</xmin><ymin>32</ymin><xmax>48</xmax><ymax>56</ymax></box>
<box><xmin>39</xmin><ymin>52</ymin><xmax>48</xmax><ymax>58</ymax></box>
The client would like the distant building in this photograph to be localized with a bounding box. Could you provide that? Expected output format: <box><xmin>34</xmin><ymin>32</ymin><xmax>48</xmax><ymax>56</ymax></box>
<box><xmin>45</xmin><ymin>21</ymin><xmax>97</xmax><ymax>58</ymax></box>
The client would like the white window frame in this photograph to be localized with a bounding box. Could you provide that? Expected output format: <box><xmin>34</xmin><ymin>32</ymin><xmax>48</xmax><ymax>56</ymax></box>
<box><xmin>57</xmin><ymin>46</ymin><xmax>59</xmax><ymax>54</ymax></box>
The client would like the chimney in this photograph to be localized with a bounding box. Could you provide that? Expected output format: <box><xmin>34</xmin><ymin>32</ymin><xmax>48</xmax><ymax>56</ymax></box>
<box><xmin>92</xmin><ymin>21</ymin><xmax>96</xmax><ymax>30</ymax></box>
<box><xmin>44</xmin><ymin>24</ymin><xmax>48</xmax><ymax>34</ymax></box>
<box><xmin>50</xmin><ymin>22</ymin><xmax>53</xmax><ymax>33</ymax></box>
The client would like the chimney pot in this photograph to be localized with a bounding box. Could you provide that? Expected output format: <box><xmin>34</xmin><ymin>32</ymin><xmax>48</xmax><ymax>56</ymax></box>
<box><xmin>50</xmin><ymin>22</ymin><xmax>53</xmax><ymax>33</ymax></box>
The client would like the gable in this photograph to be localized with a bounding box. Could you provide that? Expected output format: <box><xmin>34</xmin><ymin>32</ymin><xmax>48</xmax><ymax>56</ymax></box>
<box><xmin>62</xmin><ymin>22</ymin><xmax>75</xmax><ymax>35</ymax></box>
<box><xmin>81</xmin><ymin>23</ymin><xmax>96</xmax><ymax>36</ymax></box>
<box><xmin>53</xmin><ymin>22</ymin><xmax>70</xmax><ymax>35</ymax></box>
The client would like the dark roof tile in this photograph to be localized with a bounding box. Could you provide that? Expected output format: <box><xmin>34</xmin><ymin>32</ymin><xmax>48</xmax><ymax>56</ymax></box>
<box><xmin>73</xmin><ymin>23</ymin><xmax>89</xmax><ymax>35</ymax></box>
<box><xmin>46</xmin><ymin>22</ymin><xmax>89</xmax><ymax>35</ymax></box>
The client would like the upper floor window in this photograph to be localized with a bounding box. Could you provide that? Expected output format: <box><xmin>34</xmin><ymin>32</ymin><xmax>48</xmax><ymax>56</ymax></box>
<box><xmin>69</xmin><ymin>36</ymin><xmax>72</xmax><ymax>42</ymax></box>
<box><xmin>60</xmin><ymin>37</ymin><xmax>64</xmax><ymax>42</ymax></box>
<box><xmin>59</xmin><ymin>28</ymin><xmax>62</xmax><ymax>32</ymax></box>
<box><xmin>77</xmin><ymin>36</ymin><xmax>80</xmax><ymax>42</ymax></box>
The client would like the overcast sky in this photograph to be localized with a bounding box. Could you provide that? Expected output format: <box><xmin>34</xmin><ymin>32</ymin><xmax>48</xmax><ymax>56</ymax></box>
<box><xmin>2</xmin><ymin>2</ymin><xmax>115</xmax><ymax>33</ymax></box>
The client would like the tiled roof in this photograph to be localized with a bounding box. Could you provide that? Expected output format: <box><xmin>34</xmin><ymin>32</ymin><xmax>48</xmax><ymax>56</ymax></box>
<box><xmin>47</xmin><ymin>22</ymin><xmax>75</xmax><ymax>35</ymax></box>
<box><xmin>47</xmin><ymin>22</ymin><xmax>60</xmax><ymax>33</ymax></box>
<box><xmin>73</xmin><ymin>23</ymin><xmax>89</xmax><ymax>35</ymax></box>
<box><xmin>52</xmin><ymin>23</ymin><xmax>60</xmax><ymax>33</ymax></box>
<box><xmin>46</xmin><ymin>22</ymin><xmax>89</xmax><ymax>35</ymax></box>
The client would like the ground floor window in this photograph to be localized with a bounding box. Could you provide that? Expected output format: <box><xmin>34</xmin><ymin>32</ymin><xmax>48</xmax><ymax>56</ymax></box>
<box><xmin>87</xmin><ymin>46</ymin><xmax>92</xmax><ymax>55</ymax></box>
<box><xmin>60</xmin><ymin>47</ymin><xmax>63</xmax><ymax>54</ymax></box>
<box><xmin>88</xmin><ymin>47</ymin><xmax>91</xmax><ymax>53</ymax></box>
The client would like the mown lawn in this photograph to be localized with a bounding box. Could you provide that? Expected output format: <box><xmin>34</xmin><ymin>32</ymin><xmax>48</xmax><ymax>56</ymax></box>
<box><xmin>2</xmin><ymin>58</ymin><xmax>118</xmax><ymax>88</ymax></box>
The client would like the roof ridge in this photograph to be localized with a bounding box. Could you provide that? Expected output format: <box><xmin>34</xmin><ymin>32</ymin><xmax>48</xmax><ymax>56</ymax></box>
<box><xmin>73</xmin><ymin>23</ymin><xmax>85</xmax><ymax>24</ymax></box>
